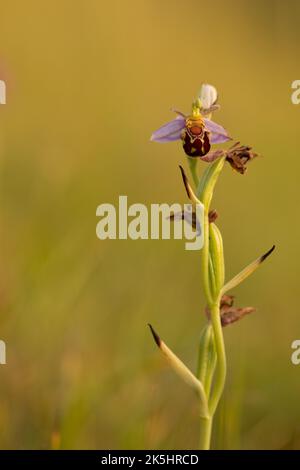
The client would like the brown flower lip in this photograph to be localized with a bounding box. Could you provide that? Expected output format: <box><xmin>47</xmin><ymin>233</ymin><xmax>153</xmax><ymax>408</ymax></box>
<box><xmin>206</xmin><ymin>294</ymin><xmax>255</xmax><ymax>327</ymax></box>
<box><xmin>181</xmin><ymin>118</ymin><xmax>211</xmax><ymax>158</ymax></box>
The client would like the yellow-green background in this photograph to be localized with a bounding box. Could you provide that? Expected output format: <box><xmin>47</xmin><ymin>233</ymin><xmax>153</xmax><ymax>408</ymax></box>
<box><xmin>0</xmin><ymin>0</ymin><xmax>299</xmax><ymax>449</ymax></box>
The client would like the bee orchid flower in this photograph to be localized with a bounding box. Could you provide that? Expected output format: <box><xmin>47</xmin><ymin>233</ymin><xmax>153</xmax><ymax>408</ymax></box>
<box><xmin>150</xmin><ymin>84</ymin><xmax>231</xmax><ymax>158</ymax></box>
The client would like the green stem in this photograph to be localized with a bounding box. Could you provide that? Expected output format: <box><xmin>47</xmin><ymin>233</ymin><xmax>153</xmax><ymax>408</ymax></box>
<box><xmin>203</xmin><ymin>333</ymin><xmax>217</xmax><ymax>397</ymax></box>
<box><xmin>208</xmin><ymin>298</ymin><xmax>227</xmax><ymax>416</ymax></box>
<box><xmin>197</xmin><ymin>157</ymin><xmax>227</xmax><ymax>449</ymax></box>
<box><xmin>188</xmin><ymin>158</ymin><xmax>199</xmax><ymax>187</ymax></box>
<box><xmin>197</xmin><ymin>323</ymin><xmax>217</xmax><ymax>398</ymax></box>
<box><xmin>199</xmin><ymin>416</ymin><xmax>212</xmax><ymax>450</ymax></box>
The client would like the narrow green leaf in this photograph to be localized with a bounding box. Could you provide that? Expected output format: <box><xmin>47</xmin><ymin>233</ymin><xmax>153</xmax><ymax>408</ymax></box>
<box><xmin>197</xmin><ymin>157</ymin><xmax>225</xmax><ymax>209</ymax></box>
<box><xmin>149</xmin><ymin>324</ymin><xmax>209</xmax><ymax>418</ymax></box>
<box><xmin>221</xmin><ymin>245</ymin><xmax>275</xmax><ymax>295</ymax></box>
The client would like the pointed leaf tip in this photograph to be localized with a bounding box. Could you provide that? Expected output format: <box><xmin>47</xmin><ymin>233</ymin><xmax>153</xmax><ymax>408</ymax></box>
<box><xmin>221</xmin><ymin>245</ymin><xmax>276</xmax><ymax>295</ymax></box>
<box><xmin>260</xmin><ymin>245</ymin><xmax>275</xmax><ymax>263</ymax></box>
<box><xmin>148</xmin><ymin>323</ymin><xmax>209</xmax><ymax>417</ymax></box>
<box><xmin>148</xmin><ymin>324</ymin><xmax>161</xmax><ymax>347</ymax></box>
<box><xmin>179</xmin><ymin>165</ymin><xmax>192</xmax><ymax>200</ymax></box>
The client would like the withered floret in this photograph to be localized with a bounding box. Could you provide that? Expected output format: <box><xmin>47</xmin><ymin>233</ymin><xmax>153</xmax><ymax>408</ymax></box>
<box><xmin>225</xmin><ymin>142</ymin><xmax>258</xmax><ymax>174</ymax></box>
<box><xmin>206</xmin><ymin>294</ymin><xmax>255</xmax><ymax>327</ymax></box>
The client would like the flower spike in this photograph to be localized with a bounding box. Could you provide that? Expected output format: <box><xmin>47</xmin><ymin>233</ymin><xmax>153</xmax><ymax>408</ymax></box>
<box><xmin>148</xmin><ymin>82</ymin><xmax>274</xmax><ymax>450</ymax></box>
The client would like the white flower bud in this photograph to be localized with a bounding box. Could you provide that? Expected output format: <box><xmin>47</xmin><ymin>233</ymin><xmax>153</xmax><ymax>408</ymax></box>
<box><xmin>199</xmin><ymin>83</ymin><xmax>218</xmax><ymax>110</ymax></box>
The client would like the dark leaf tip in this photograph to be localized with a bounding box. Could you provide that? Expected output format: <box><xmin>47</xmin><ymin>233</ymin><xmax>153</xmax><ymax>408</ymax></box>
<box><xmin>260</xmin><ymin>245</ymin><xmax>275</xmax><ymax>263</ymax></box>
<box><xmin>179</xmin><ymin>165</ymin><xmax>192</xmax><ymax>200</ymax></box>
<box><xmin>148</xmin><ymin>323</ymin><xmax>161</xmax><ymax>347</ymax></box>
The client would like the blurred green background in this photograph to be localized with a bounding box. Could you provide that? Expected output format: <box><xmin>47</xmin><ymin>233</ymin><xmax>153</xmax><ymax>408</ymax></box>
<box><xmin>0</xmin><ymin>0</ymin><xmax>299</xmax><ymax>450</ymax></box>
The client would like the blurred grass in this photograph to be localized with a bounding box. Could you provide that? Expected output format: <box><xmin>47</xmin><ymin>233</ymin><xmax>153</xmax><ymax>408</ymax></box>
<box><xmin>0</xmin><ymin>0</ymin><xmax>300</xmax><ymax>449</ymax></box>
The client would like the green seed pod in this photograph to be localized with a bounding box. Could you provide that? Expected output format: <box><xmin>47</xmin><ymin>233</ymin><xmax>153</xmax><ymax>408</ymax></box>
<box><xmin>209</xmin><ymin>222</ymin><xmax>225</xmax><ymax>296</ymax></box>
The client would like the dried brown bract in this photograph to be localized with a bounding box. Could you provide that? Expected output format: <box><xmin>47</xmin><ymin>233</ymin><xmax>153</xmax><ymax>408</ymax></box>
<box><xmin>225</xmin><ymin>142</ymin><xmax>258</xmax><ymax>174</ymax></box>
<box><xmin>206</xmin><ymin>294</ymin><xmax>255</xmax><ymax>327</ymax></box>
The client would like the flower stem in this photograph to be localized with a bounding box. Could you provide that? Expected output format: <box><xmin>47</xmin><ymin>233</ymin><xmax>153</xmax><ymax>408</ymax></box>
<box><xmin>201</xmin><ymin>209</ymin><xmax>214</xmax><ymax>306</ymax></box>
<box><xmin>199</xmin><ymin>416</ymin><xmax>212</xmax><ymax>450</ymax></box>
<box><xmin>208</xmin><ymin>298</ymin><xmax>226</xmax><ymax>417</ymax></box>
<box><xmin>196</xmin><ymin>157</ymin><xmax>227</xmax><ymax>450</ymax></box>
<box><xmin>188</xmin><ymin>158</ymin><xmax>199</xmax><ymax>187</ymax></box>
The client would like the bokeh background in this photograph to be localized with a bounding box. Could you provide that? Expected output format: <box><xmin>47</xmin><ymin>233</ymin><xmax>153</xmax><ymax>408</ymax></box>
<box><xmin>0</xmin><ymin>0</ymin><xmax>299</xmax><ymax>450</ymax></box>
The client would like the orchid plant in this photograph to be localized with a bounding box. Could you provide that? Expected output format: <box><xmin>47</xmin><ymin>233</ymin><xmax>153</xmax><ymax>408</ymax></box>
<box><xmin>148</xmin><ymin>84</ymin><xmax>275</xmax><ymax>450</ymax></box>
